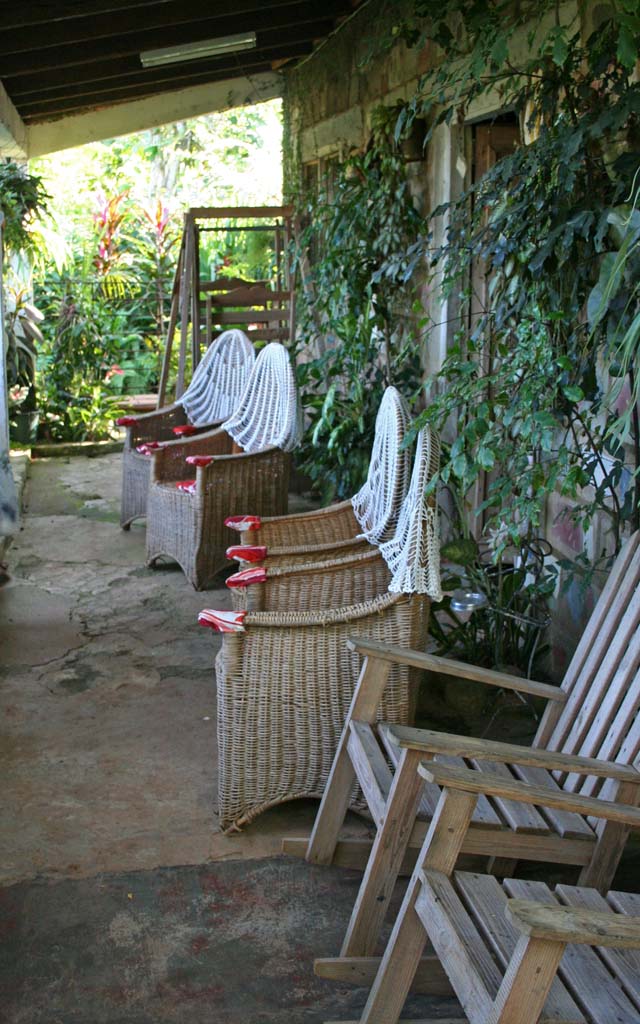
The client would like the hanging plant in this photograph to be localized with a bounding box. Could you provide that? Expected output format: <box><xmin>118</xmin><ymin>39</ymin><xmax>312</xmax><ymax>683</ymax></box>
<box><xmin>0</xmin><ymin>160</ymin><xmax>49</xmax><ymax>257</ymax></box>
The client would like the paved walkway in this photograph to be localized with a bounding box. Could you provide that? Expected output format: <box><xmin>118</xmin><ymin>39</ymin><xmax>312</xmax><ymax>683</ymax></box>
<box><xmin>0</xmin><ymin>455</ymin><xmax>362</xmax><ymax>885</ymax></box>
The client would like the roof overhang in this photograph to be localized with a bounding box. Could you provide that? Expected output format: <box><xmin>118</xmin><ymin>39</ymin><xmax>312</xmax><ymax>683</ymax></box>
<box><xmin>0</xmin><ymin>1</ymin><xmax>359</xmax><ymax>158</ymax></box>
<box><xmin>22</xmin><ymin>72</ymin><xmax>281</xmax><ymax>159</ymax></box>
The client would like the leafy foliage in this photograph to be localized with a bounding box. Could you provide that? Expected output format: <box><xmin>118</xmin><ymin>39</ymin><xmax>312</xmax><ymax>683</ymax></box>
<box><xmin>293</xmin><ymin>115</ymin><xmax>424</xmax><ymax>500</ymax></box>
<box><xmin>30</xmin><ymin>102</ymin><xmax>283</xmax><ymax>441</ymax></box>
<box><xmin>0</xmin><ymin>161</ymin><xmax>48</xmax><ymax>256</ymax></box>
<box><xmin>400</xmin><ymin>0</ymin><xmax>640</xmax><ymax>575</ymax></box>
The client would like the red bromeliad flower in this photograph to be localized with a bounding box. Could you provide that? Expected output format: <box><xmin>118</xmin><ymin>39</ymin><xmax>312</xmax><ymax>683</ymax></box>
<box><xmin>104</xmin><ymin>364</ymin><xmax>124</xmax><ymax>383</ymax></box>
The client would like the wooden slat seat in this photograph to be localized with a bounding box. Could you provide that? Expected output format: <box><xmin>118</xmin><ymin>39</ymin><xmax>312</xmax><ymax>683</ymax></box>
<box><xmin>285</xmin><ymin>533</ymin><xmax>640</xmax><ymax>989</ymax></box>
<box><xmin>318</xmin><ymin>761</ymin><xmax>640</xmax><ymax>1024</ymax></box>
<box><xmin>419</xmin><ymin>869</ymin><xmax>640</xmax><ymax>1024</ymax></box>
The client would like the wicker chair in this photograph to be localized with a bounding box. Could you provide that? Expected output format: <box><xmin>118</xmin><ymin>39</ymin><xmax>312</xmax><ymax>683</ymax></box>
<box><xmin>225</xmin><ymin>385</ymin><xmax>412</xmax><ymax>570</ymax></box>
<box><xmin>198</xmin><ymin>424</ymin><xmax>442</xmax><ymax>831</ymax></box>
<box><xmin>118</xmin><ymin>329</ymin><xmax>255</xmax><ymax>529</ymax></box>
<box><xmin>145</xmin><ymin>342</ymin><xmax>301</xmax><ymax>590</ymax></box>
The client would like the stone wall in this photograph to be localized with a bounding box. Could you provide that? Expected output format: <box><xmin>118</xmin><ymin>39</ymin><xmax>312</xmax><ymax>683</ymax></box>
<box><xmin>283</xmin><ymin>0</ymin><xmax>427</xmax><ymax>199</ymax></box>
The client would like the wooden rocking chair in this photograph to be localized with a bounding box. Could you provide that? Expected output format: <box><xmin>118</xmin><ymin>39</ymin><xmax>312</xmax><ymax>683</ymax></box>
<box><xmin>145</xmin><ymin>342</ymin><xmax>300</xmax><ymax>589</ymax></box>
<box><xmin>117</xmin><ymin>328</ymin><xmax>254</xmax><ymax>529</ymax></box>
<box><xmin>332</xmin><ymin>761</ymin><xmax>640</xmax><ymax>1024</ymax></box>
<box><xmin>284</xmin><ymin>531</ymin><xmax>640</xmax><ymax>984</ymax></box>
<box><xmin>198</xmin><ymin>425</ymin><xmax>443</xmax><ymax>831</ymax></box>
<box><xmin>224</xmin><ymin>386</ymin><xmax>412</xmax><ymax>571</ymax></box>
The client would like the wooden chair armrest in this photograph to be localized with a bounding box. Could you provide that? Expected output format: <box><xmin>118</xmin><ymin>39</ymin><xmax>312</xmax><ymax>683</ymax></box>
<box><xmin>347</xmin><ymin>638</ymin><xmax>565</xmax><ymax>704</ymax></box>
<box><xmin>382</xmin><ymin>723</ymin><xmax>640</xmax><ymax>784</ymax></box>
<box><xmin>417</xmin><ymin>761</ymin><xmax>640</xmax><ymax>827</ymax></box>
<box><xmin>506</xmin><ymin>899</ymin><xmax>640</xmax><ymax>949</ymax></box>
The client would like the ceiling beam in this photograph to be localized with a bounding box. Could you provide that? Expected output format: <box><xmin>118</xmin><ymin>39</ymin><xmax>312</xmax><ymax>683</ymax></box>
<box><xmin>2</xmin><ymin>0</ymin><xmax>318</xmax><ymax>55</ymax></box>
<box><xmin>2</xmin><ymin>1</ymin><xmax>172</xmax><ymax>30</ymax></box>
<box><xmin>20</xmin><ymin>48</ymin><xmax>308</xmax><ymax>121</ymax></box>
<box><xmin>3</xmin><ymin>17</ymin><xmax>333</xmax><ymax>82</ymax></box>
<box><xmin>26</xmin><ymin>71</ymin><xmax>282</xmax><ymax>157</ymax></box>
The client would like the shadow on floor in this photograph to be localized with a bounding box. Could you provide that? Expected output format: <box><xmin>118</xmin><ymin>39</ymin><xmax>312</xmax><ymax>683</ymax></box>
<box><xmin>0</xmin><ymin>856</ymin><xmax>459</xmax><ymax>1024</ymax></box>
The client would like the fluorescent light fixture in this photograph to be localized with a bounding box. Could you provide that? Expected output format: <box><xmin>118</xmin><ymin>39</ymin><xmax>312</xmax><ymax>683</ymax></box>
<box><xmin>140</xmin><ymin>31</ymin><xmax>257</xmax><ymax>69</ymax></box>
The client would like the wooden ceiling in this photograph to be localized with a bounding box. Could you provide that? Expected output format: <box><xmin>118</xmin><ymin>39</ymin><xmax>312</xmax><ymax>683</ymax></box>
<box><xmin>2</xmin><ymin>0</ymin><xmax>359</xmax><ymax>124</ymax></box>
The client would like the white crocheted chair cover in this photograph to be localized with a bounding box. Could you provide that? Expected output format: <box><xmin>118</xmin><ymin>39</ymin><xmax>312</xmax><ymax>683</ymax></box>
<box><xmin>180</xmin><ymin>329</ymin><xmax>255</xmax><ymax>427</ymax></box>
<box><xmin>380</xmin><ymin>423</ymin><xmax>443</xmax><ymax>600</ymax></box>
<box><xmin>351</xmin><ymin>386</ymin><xmax>412</xmax><ymax>544</ymax></box>
<box><xmin>222</xmin><ymin>342</ymin><xmax>302</xmax><ymax>454</ymax></box>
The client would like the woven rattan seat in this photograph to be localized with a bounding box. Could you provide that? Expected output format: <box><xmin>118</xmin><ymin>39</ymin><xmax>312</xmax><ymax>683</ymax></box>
<box><xmin>145</xmin><ymin>342</ymin><xmax>300</xmax><ymax>589</ymax></box>
<box><xmin>225</xmin><ymin>386</ymin><xmax>412</xmax><ymax>570</ymax></box>
<box><xmin>199</xmin><ymin>422</ymin><xmax>442</xmax><ymax>831</ymax></box>
<box><xmin>118</xmin><ymin>329</ymin><xmax>254</xmax><ymax>529</ymax></box>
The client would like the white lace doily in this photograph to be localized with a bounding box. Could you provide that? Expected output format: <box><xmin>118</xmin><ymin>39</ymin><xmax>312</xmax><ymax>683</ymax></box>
<box><xmin>380</xmin><ymin>423</ymin><xmax>442</xmax><ymax>600</ymax></box>
<box><xmin>181</xmin><ymin>329</ymin><xmax>255</xmax><ymax>426</ymax></box>
<box><xmin>223</xmin><ymin>343</ymin><xmax>301</xmax><ymax>454</ymax></box>
<box><xmin>351</xmin><ymin>386</ymin><xmax>411</xmax><ymax>544</ymax></box>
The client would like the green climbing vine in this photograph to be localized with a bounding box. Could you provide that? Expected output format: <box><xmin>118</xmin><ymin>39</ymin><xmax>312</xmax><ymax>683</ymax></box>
<box><xmin>393</xmin><ymin>0</ymin><xmax>640</xmax><ymax>584</ymax></box>
<box><xmin>292</xmin><ymin>111</ymin><xmax>424</xmax><ymax>500</ymax></box>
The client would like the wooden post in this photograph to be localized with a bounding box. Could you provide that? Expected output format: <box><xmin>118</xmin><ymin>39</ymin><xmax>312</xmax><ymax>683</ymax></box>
<box><xmin>157</xmin><ymin>231</ymin><xmax>185</xmax><ymax>407</ymax></box>
<box><xmin>0</xmin><ymin>213</ymin><xmax>9</xmax><ymax>454</ymax></box>
<box><xmin>176</xmin><ymin>213</ymin><xmax>192</xmax><ymax>399</ymax></box>
<box><xmin>191</xmin><ymin>220</ymin><xmax>201</xmax><ymax>370</ymax></box>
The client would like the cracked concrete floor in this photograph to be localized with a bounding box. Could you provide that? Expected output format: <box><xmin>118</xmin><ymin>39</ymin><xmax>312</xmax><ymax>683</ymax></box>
<box><xmin>0</xmin><ymin>455</ymin><xmax>368</xmax><ymax>886</ymax></box>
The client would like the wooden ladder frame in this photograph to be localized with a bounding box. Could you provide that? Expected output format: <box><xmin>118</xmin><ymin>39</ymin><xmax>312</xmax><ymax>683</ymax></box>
<box><xmin>157</xmin><ymin>205</ymin><xmax>295</xmax><ymax>407</ymax></box>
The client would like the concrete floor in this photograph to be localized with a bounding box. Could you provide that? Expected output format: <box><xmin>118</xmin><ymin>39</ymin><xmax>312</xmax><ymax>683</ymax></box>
<box><xmin>1</xmin><ymin>455</ymin><xmax>457</xmax><ymax>1024</ymax></box>
<box><xmin>6</xmin><ymin>456</ymin><xmax>637</xmax><ymax>1022</ymax></box>
<box><xmin>1</xmin><ymin>455</ymin><xmax>373</xmax><ymax>885</ymax></box>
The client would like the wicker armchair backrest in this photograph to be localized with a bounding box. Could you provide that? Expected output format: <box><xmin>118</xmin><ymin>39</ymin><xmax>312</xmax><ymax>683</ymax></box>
<box><xmin>180</xmin><ymin>329</ymin><xmax>255</xmax><ymax>426</ymax></box>
<box><xmin>222</xmin><ymin>342</ymin><xmax>302</xmax><ymax>454</ymax></box>
<box><xmin>380</xmin><ymin>423</ymin><xmax>443</xmax><ymax>600</ymax></box>
<box><xmin>351</xmin><ymin>386</ymin><xmax>412</xmax><ymax>546</ymax></box>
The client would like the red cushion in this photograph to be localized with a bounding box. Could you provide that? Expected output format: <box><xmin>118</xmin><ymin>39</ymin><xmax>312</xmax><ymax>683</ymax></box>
<box><xmin>186</xmin><ymin>455</ymin><xmax>214</xmax><ymax>467</ymax></box>
<box><xmin>175</xmin><ymin>479</ymin><xmax>197</xmax><ymax>494</ymax></box>
<box><xmin>198</xmin><ymin>609</ymin><xmax>247</xmax><ymax>633</ymax></box>
<box><xmin>224</xmin><ymin>515</ymin><xmax>262</xmax><ymax>532</ymax></box>
<box><xmin>136</xmin><ymin>441</ymin><xmax>166</xmax><ymax>455</ymax></box>
<box><xmin>226</xmin><ymin>567</ymin><xmax>267</xmax><ymax>588</ymax></box>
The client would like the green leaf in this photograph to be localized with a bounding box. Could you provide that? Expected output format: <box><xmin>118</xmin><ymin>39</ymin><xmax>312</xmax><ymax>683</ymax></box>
<box><xmin>563</xmin><ymin>385</ymin><xmax>584</xmax><ymax>403</ymax></box>
<box><xmin>617</xmin><ymin>24</ymin><xmax>638</xmax><ymax>70</ymax></box>
<box><xmin>477</xmin><ymin>446</ymin><xmax>496</xmax><ymax>471</ymax></box>
<box><xmin>552</xmin><ymin>31</ymin><xmax>568</xmax><ymax>66</ymax></box>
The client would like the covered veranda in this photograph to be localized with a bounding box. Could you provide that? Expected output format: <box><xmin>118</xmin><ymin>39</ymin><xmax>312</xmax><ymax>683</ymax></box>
<box><xmin>2</xmin><ymin>3</ymin><xmax>640</xmax><ymax>1023</ymax></box>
